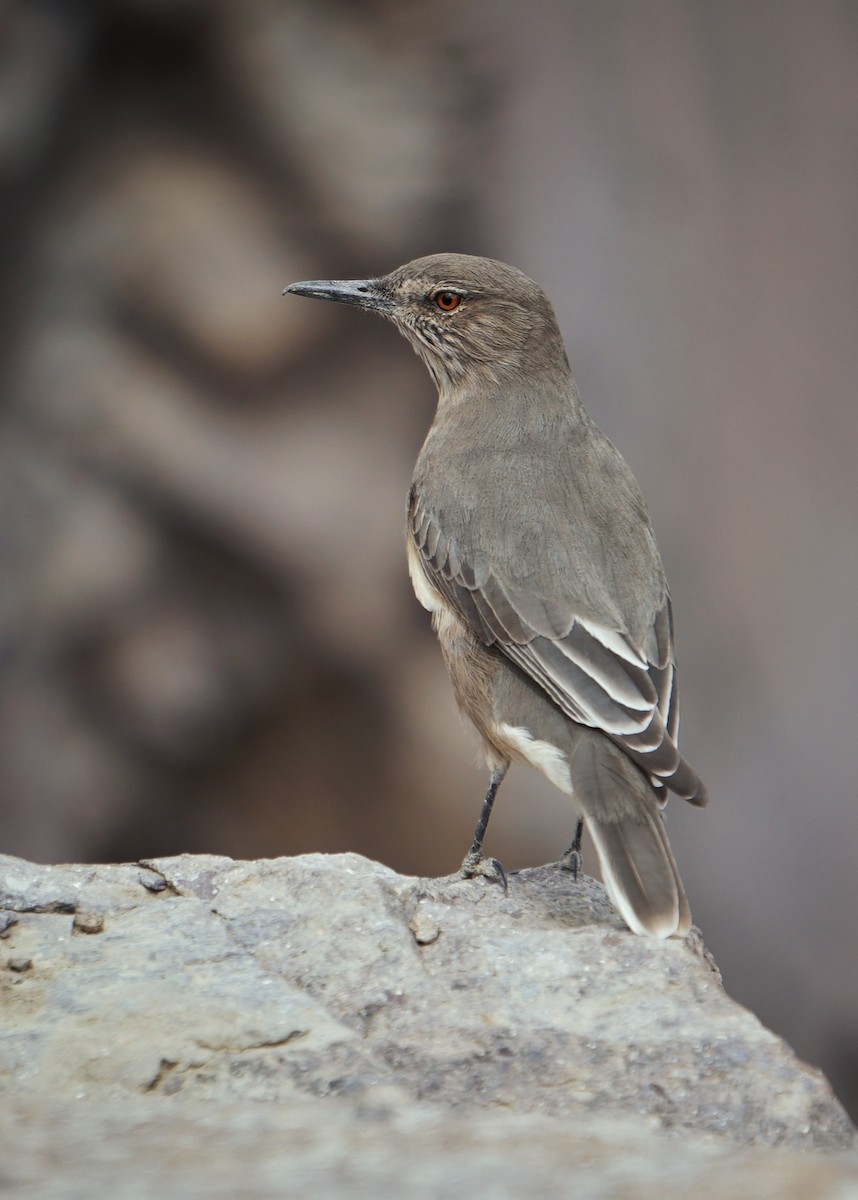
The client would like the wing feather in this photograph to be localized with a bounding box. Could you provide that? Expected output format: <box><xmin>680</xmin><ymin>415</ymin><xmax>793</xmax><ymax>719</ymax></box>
<box><xmin>409</xmin><ymin>495</ymin><xmax>704</xmax><ymax>802</ymax></box>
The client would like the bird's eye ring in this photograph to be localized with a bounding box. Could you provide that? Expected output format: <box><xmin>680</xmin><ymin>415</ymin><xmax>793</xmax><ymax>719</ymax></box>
<box><xmin>434</xmin><ymin>290</ymin><xmax>461</xmax><ymax>312</ymax></box>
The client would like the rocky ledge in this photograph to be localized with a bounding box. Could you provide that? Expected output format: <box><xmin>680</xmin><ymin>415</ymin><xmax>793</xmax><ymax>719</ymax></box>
<box><xmin>0</xmin><ymin>851</ymin><xmax>855</xmax><ymax>1198</ymax></box>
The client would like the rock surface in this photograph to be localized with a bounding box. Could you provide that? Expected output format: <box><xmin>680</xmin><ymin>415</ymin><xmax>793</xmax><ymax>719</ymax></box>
<box><xmin>0</xmin><ymin>851</ymin><xmax>855</xmax><ymax>1198</ymax></box>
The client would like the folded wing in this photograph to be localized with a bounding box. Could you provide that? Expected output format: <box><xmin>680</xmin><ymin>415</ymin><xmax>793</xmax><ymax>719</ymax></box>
<box><xmin>410</xmin><ymin>494</ymin><xmax>707</xmax><ymax>806</ymax></box>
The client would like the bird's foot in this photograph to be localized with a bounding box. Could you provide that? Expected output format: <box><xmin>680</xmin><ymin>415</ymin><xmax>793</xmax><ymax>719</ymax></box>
<box><xmin>558</xmin><ymin>846</ymin><xmax>583</xmax><ymax>880</ymax></box>
<box><xmin>557</xmin><ymin>818</ymin><xmax>584</xmax><ymax>880</ymax></box>
<box><xmin>459</xmin><ymin>851</ymin><xmax>508</xmax><ymax>893</ymax></box>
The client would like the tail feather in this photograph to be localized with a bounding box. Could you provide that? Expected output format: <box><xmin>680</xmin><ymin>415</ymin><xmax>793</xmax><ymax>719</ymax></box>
<box><xmin>587</xmin><ymin>808</ymin><xmax>691</xmax><ymax>938</ymax></box>
<box><xmin>568</xmin><ymin>735</ymin><xmax>692</xmax><ymax>938</ymax></box>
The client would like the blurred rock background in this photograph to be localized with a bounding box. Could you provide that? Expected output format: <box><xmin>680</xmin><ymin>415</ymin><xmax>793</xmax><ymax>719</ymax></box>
<box><xmin>1</xmin><ymin>0</ymin><xmax>856</xmax><ymax>1119</ymax></box>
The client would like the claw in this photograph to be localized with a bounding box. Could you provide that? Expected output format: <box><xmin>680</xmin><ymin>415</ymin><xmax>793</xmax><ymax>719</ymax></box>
<box><xmin>558</xmin><ymin>818</ymin><xmax>584</xmax><ymax>879</ymax></box>
<box><xmin>559</xmin><ymin>847</ymin><xmax>583</xmax><ymax>880</ymax></box>
<box><xmin>460</xmin><ymin>851</ymin><xmax>508</xmax><ymax>893</ymax></box>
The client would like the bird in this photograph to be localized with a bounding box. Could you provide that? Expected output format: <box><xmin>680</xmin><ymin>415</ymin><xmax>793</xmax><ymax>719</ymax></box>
<box><xmin>283</xmin><ymin>253</ymin><xmax>708</xmax><ymax>938</ymax></box>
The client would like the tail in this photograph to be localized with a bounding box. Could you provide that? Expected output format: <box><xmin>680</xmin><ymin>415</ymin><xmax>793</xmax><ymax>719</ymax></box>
<box><xmin>569</xmin><ymin>736</ymin><xmax>692</xmax><ymax>938</ymax></box>
<box><xmin>587</xmin><ymin>806</ymin><xmax>690</xmax><ymax>938</ymax></box>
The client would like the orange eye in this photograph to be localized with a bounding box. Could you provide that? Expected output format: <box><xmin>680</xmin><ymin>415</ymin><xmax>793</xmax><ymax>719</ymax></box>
<box><xmin>434</xmin><ymin>290</ymin><xmax>461</xmax><ymax>312</ymax></box>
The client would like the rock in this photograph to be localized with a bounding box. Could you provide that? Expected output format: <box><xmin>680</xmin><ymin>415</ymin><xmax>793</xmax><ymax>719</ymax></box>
<box><xmin>0</xmin><ymin>851</ymin><xmax>854</xmax><ymax>1197</ymax></box>
<box><xmin>3</xmin><ymin>1097</ymin><xmax>858</xmax><ymax>1200</ymax></box>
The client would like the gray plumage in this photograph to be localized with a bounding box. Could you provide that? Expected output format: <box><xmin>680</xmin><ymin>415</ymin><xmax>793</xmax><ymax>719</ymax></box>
<box><xmin>284</xmin><ymin>253</ymin><xmax>708</xmax><ymax>938</ymax></box>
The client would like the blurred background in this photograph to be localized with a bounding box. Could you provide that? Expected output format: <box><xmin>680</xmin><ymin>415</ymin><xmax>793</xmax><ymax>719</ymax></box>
<box><xmin>1</xmin><ymin>0</ymin><xmax>856</xmax><ymax>1118</ymax></box>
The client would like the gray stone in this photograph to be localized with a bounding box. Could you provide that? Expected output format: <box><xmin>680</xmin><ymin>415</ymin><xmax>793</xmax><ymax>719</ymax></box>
<box><xmin>2</xmin><ymin>1097</ymin><xmax>858</xmax><ymax>1200</ymax></box>
<box><xmin>0</xmin><ymin>851</ymin><xmax>854</xmax><ymax>1199</ymax></box>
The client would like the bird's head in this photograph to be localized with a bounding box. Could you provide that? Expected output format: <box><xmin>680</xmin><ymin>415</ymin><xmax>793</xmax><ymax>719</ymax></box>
<box><xmin>284</xmin><ymin>253</ymin><xmax>570</xmax><ymax>398</ymax></box>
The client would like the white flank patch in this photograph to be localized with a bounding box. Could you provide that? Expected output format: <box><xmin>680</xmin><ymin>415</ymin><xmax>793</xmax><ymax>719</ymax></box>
<box><xmin>432</xmin><ymin>603</ymin><xmax>464</xmax><ymax>642</ymax></box>
<box><xmin>407</xmin><ymin>538</ymin><xmax>462</xmax><ymax>641</ymax></box>
<box><xmin>406</xmin><ymin>538</ymin><xmax>443</xmax><ymax>613</ymax></box>
<box><xmin>493</xmin><ymin>723</ymin><xmax>572</xmax><ymax>794</ymax></box>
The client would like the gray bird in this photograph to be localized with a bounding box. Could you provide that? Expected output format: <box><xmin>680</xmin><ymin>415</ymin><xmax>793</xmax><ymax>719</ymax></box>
<box><xmin>284</xmin><ymin>253</ymin><xmax>707</xmax><ymax>938</ymax></box>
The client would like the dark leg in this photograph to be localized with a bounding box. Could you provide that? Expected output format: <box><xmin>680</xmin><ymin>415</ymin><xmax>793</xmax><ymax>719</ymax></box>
<box><xmin>459</xmin><ymin>764</ymin><xmax>509</xmax><ymax>891</ymax></box>
<box><xmin>559</xmin><ymin>818</ymin><xmax>584</xmax><ymax>879</ymax></box>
